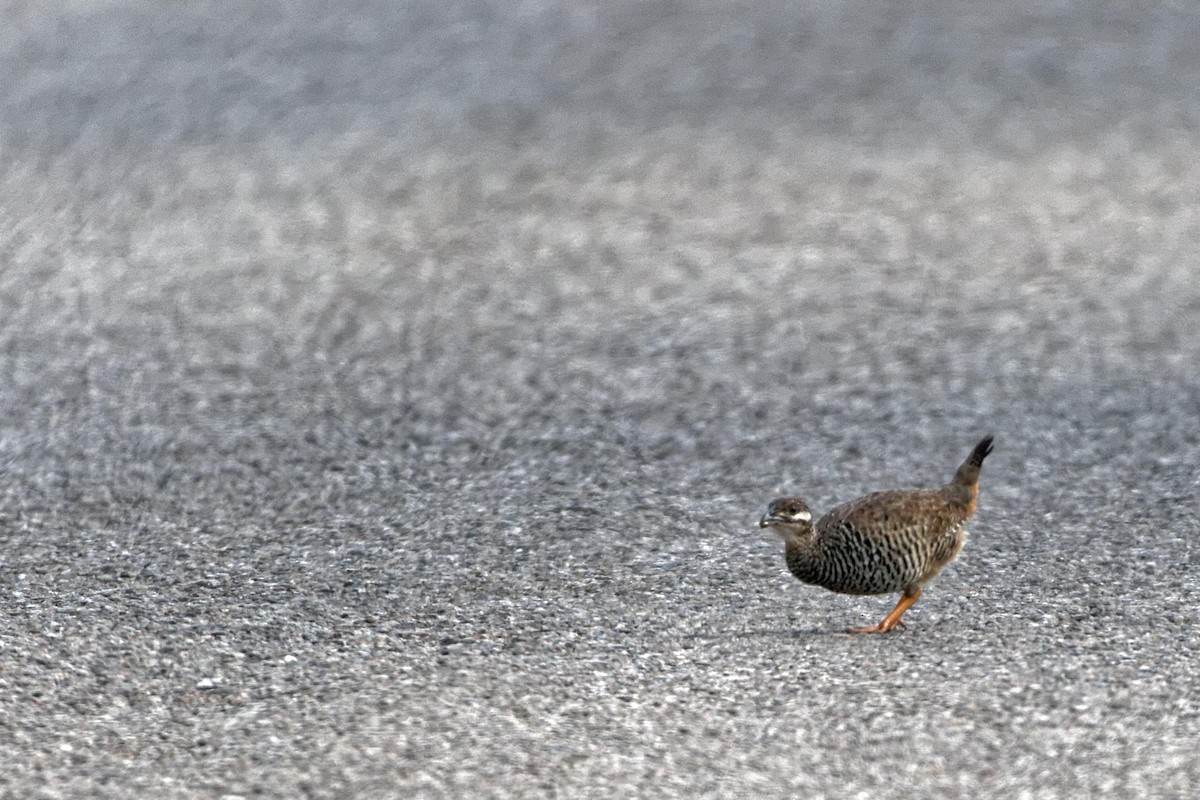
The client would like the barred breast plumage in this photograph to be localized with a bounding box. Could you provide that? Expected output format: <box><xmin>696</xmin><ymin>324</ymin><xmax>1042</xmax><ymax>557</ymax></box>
<box><xmin>759</xmin><ymin>435</ymin><xmax>994</xmax><ymax>634</ymax></box>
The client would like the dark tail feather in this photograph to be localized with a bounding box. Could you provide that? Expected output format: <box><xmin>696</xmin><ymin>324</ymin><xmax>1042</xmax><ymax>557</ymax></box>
<box><xmin>952</xmin><ymin>434</ymin><xmax>994</xmax><ymax>487</ymax></box>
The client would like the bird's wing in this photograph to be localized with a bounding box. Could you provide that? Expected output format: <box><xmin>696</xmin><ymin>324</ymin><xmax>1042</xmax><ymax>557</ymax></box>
<box><xmin>817</xmin><ymin>489</ymin><xmax>964</xmax><ymax>552</ymax></box>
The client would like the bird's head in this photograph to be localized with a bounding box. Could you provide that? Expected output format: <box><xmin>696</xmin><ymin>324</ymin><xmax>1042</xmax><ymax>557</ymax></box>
<box><xmin>758</xmin><ymin>497</ymin><xmax>813</xmax><ymax>540</ymax></box>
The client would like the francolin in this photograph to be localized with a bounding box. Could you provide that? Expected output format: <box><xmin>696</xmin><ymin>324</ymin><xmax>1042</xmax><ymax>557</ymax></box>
<box><xmin>758</xmin><ymin>435</ymin><xmax>994</xmax><ymax>633</ymax></box>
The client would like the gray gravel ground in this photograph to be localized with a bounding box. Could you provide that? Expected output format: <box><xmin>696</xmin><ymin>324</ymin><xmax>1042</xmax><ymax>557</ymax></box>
<box><xmin>1</xmin><ymin>2</ymin><xmax>1199</xmax><ymax>798</ymax></box>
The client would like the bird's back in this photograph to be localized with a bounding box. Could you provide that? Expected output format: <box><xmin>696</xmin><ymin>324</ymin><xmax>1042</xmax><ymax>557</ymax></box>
<box><xmin>800</xmin><ymin>488</ymin><xmax>972</xmax><ymax>595</ymax></box>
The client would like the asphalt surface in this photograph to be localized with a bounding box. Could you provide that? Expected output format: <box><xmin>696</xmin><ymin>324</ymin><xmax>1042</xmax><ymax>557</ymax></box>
<box><xmin>1</xmin><ymin>2</ymin><xmax>1198</xmax><ymax>798</ymax></box>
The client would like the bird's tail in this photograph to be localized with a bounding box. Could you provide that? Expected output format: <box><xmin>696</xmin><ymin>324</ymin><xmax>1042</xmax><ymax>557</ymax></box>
<box><xmin>951</xmin><ymin>434</ymin><xmax>994</xmax><ymax>490</ymax></box>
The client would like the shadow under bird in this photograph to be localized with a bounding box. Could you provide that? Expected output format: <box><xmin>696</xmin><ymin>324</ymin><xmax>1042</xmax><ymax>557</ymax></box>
<box><xmin>758</xmin><ymin>435</ymin><xmax>994</xmax><ymax>634</ymax></box>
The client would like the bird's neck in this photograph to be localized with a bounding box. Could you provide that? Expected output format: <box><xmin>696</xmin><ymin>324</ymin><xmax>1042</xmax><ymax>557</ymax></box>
<box><xmin>784</xmin><ymin>531</ymin><xmax>824</xmax><ymax>586</ymax></box>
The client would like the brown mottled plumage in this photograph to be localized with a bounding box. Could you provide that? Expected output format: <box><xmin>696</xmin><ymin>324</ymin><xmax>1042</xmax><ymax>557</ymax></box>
<box><xmin>758</xmin><ymin>435</ymin><xmax>994</xmax><ymax>634</ymax></box>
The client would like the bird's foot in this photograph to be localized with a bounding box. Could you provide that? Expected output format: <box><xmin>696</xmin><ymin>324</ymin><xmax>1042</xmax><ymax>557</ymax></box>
<box><xmin>845</xmin><ymin>620</ymin><xmax>906</xmax><ymax>635</ymax></box>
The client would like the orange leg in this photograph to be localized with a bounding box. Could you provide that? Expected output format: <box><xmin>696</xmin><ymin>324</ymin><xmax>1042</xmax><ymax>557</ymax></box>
<box><xmin>847</xmin><ymin>587</ymin><xmax>923</xmax><ymax>634</ymax></box>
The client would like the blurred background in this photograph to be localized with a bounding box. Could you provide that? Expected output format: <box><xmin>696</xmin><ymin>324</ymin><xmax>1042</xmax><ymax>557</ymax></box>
<box><xmin>1</xmin><ymin>2</ymin><xmax>1197</xmax><ymax>797</ymax></box>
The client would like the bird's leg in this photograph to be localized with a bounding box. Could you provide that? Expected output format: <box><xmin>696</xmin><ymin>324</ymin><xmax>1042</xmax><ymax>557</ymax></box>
<box><xmin>847</xmin><ymin>587</ymin><xmax>923</xmax><ymax>634</ymax></box>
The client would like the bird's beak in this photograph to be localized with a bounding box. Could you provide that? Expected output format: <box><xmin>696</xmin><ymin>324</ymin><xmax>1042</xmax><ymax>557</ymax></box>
<box><xmin>759</xmin><ymin>513</ymin><xmax>780</xmax><ymax>528</ymax></box>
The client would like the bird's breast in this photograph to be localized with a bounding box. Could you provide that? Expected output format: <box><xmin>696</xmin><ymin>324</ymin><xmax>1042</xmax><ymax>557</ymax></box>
<box><xmin>786</xmin><ymin>521</ymin><xmax>935</xmax><ymax>595</ymax></box>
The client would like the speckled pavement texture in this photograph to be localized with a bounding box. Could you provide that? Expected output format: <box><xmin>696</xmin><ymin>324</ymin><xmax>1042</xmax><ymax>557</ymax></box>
<box><xmin>1</xmin><ymin>2</ymin><xmax>1198</xmax><ymax>798</ymax></box>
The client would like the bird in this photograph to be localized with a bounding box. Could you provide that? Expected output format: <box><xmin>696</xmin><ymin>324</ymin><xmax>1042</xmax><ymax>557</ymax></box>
<box><xmin>758</xmin><ymin>435</ymin><xmax>994</xmax><ymax>634</ymax></box>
